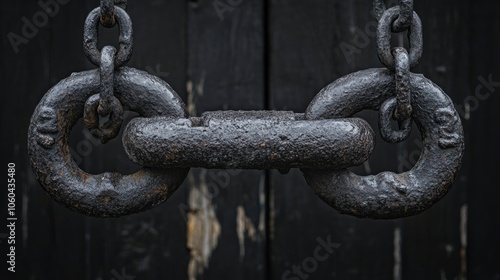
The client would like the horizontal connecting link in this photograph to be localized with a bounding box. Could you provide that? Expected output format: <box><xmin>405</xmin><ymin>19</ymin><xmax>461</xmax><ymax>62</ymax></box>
<box><xmin>123</xmin><ymin>111</ymin><xmax>375</xmax><ymax>170</ymax></box>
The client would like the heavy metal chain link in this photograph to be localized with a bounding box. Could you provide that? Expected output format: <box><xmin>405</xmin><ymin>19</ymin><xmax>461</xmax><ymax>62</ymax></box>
<box><xmin>375</xmin><ymin>0</ymin><xmax>421</xmax><ymax>141</ymax></box>
<box><xmin>100</xmin><ymin>0</ymin><xmax>128</xmax><ymax>27</ymax></box>
<box><xmin>373</xmin><ymin>0</ymin><xmax>414</xmax><ymax>32</ymax></box>
<box><xmin>83</xmin><ymin>46</ymin><xmax>124</xmax><ymax>144</ymax></box>
<box><xmin>83</xmin><ymin>0</ymin><xmax>133</xmax><ymax>142</ymax></box>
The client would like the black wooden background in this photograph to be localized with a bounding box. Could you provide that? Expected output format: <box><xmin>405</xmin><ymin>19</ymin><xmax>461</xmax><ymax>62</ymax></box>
<box><xmin>1</xmin><ymin>0</ymin><xmax>499</xmax><ymax>279</ymax></box>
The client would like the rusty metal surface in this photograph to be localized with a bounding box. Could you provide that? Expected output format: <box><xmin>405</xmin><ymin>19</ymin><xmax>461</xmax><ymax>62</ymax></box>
<box><xmin>377</xmin><ymin>6</ymin><xmax>422</xmax><ymax>70</ymax></box>
<box><xmin>99</xmin><ymin>0</ymin><xmax>128</xmax><ymax>27</ymax></box>
<box><xmin>84</xmin><ymin>6</ymin><xmax>133</xmax><ymax>67</ymax></box>
<box><xmin>392</xmin><ymin>47</ymin><xmax>412</xmax><ymax>122</ymax></box>
<box><xmin>373</xmin><ymin>0</ymin><xmax>414</xmax><ymax>32</ymax></box>
<box><xmin>302</xmin><ymin>68</ymin><xmax>465</xmax><ymax>219</ymax></box>
<box><xmin>28</xmin><ymin>67</ymin><xmax>189</xmax><ymax>217</ymax></box>
<box><xmin>83</xmin><ymin>46</ymin><xmax>124</xmax><ymax>143</ymax></box>
<box><xmin>379</xmin><ymin>48</ymin><xmax>413</xmax><ymax>143</ymax></box>
<box><xmin>122</xmin><ymin>111</ymin><xmax>375</xmax><ymax>170</ymax></box>
<box><xmin>379</xmin><ymin>97</ymin><xmax>412</xmax><ymax>143</ymax></box>
<box><xmin>26</xmin><ymin>0</ymin><xmax>465</xmax><ymax>220</ymax></box>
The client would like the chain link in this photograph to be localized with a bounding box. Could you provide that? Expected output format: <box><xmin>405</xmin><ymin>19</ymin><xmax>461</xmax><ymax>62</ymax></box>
<box><xmin>373</xmin><ymin>0</ymin><xmax>414</xmax><ymax>32</ymax></box>
<box><xmin>100</xmin><ymin>0</ymin><xmax>128</xmax><ymax>27</ymax></box>
<box><xmin>378</xmin><ymin>49</ymin><xmax>413</xmax><ymax>143</ymax></box>
<box><xmin>376</xmin><ymin>6</ymin><xmax>422</xmax><ymax>70</ymax></box>
<box><xmin>392</xmin><ymin>47</ymin><xmax>412</xmax><ymax>121</ymax></box>
<box><xmin>84</xmin><ymin>6</ymin><xmax>133</xmax><ymax>67</ymax></box>
<box><xmin>98</xmin><ymin>46</ymin><xmax>117</xmax><ymax>116</ymax></box>
<box><xmin>375</xmin><ymin>2</ymin><xmax>421</xmax><ymax>135</ymax></box>
<box><xmin>379</xmin><ymin>97</ymin><xmax>412</xmax><ymax>143</ymax></box>
<box><xmin>100</xmin><ymin>0</ymin><xmax>116</xmax><ymax>27</ymax></box>
<box><xmin>81</xmin><ymin>1</ymin><xmax>133</xmax><ymax>142</ymax></box>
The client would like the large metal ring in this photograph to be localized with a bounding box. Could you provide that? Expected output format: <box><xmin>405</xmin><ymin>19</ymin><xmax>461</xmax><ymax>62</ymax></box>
<box><xmin>303</xmin><ymin>68</ymin><xmax>464</xmax><ymax>219</ymax></box>
<box><xmin>84</xmin><ymin>6</ymin><xmax>133</xmax><ymax>67</ymax></box>
<box><xmin>28</xmin><ymin>67</ymin><xmax>189</xmax><ymax>217</ymax></box>
<box><xmin>377</xmin><ymin>6</ymin><xmax>423</xmax><ymax>70</ymax></box>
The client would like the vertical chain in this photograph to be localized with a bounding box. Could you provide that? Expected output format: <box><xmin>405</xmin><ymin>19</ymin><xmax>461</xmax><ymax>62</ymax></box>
<box><xmin>100</xmin><ymin>0</ymin><xmax>128</xmax><ymax>27</ymax></box>
<box><xmin>82</xmin><ymin>0</ymin><xmax>133</xmax><ymax>142</ymax></box>
<box><xmin>373</xmin><ymin>0</ymin><xmax>414</xmax><ymax>32</ymax></box>
<box><xmin>374</xmin><ymin>0</ymin><xmax>419</xmax><ymax>143</ymax></box>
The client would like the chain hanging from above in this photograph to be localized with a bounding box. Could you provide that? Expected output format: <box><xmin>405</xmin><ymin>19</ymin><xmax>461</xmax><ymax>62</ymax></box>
<box><xmin>28</xmin><ymin>0</ymin><xmax>189</xmax><ymax>217</ymax></box>
<box><xmin>302</xmin><ymin>0</ymin><xmax>463</xmax><ymax>218</ymax></box>
<box><xmin>28</xmin><ymin>0</ymin><xmax>464</xmax><ymax>219</ymax></box>
<box><xmin>374</xmin><ymin>0</ymin><xmax>421</xmax><ymax>142</ymax></box>
<box><xmin>81</xmin><ymin>0</ymin><xmax>133</xmax><ymax>143</ymax></box>
<box><xmin>373</xmin><ymin>0</ymin><xmax>414</xmax><ymax>32</ymax></box>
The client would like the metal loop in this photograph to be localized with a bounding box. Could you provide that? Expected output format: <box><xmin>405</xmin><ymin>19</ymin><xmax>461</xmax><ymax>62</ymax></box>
<box><xmin>100</xmin><ymin>0</ymin><xmax>116</xmax><ymax>27</ymax></box>
<box><xmin>377</xmin><ymin>6</ymin><xmax>423</xmax><ymax>70</ymax></box>
<box><xmin>84</xmin><ymin>94</ymin><xmax>123</xmax><ymax>144</ymax></box>
<box><xmin>28</xmin><ymin>67</ymin><xmax>189</xmax><ymax>217</ymax></box>
<box><xmin>373</xmin><ymin>0</ymin><xmax>414</xmax><ymax>32</ymax></box>
<box><xmin>115</xmin><ymin>0</ymin><xmax>127</xmax><ymax>10</ymax></box>
<box><xmin>392</xmin><ymin>0</ymin><xmax>414</xmax><ymax>32</ymax></box>
<box><xmin>303</xmin><ymin>68</ymin><xmax>464</xmax><ymax>219</ymax></box>
<box><xmin>82</xmin><ymin>46</ymin><xmax>123</xmax><ymax>143</ymax></box>
<box><xmin>84</xmin><ymin>6</ymin><xmax>133</xmax><ymax>67</ymax></box>
<box><xmin>379</xmin><ymin>97</ymin><xmax>412</xmax><ymax>143</ymax></box>
<box><xmin>98</xmin><ymin>46</ymin><xmax>117</xmax><ymax>116</ymax></box>
<box><xmin>372</xmin><ymin>0</ymin><xmax>387</xmax><ymax>20</ymax></box>
<box><xmin>393</xmin><ymin>47</ymin><xmax>412</xmax><ymax>121</ymax></box>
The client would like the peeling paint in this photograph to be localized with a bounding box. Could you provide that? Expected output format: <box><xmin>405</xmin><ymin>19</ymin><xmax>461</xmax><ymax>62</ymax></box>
<box><xmin>393</xmin><ymin>227</ymin><xmax>402</xmax><ymax>280</ymax></box>
<box><xmin>196</xmin><ymin>72</ymin><xmax>205</xmax><ymax>97</ymax></box>
<box><xmin>363</xmin><ymin>160</ymin><xmax>372</xmax><ymax>174</ymax></box>
<box><xmin>268</xmin><ymin>174</ymin><xmax>275</xmax><ymax>243</ymax></box>
<box><xmin>23</xmin><ymin>165</ymin><xmax>34</xmax><ymax>248</ymax></box>
<box><xmin>258</xmin><ymin>175</ymin><xmax>266</xmax><ymax>234</ymax></box>
<box><xmin>186</xmin><ymin>72</ymin><xmax>205</xmax><ymax>117</ymax></box>
<box><xmin>236</xmin><ymin>175</ymin><xmax>266</xmax><ymax>261</ymax></box>
<box><xmin>186</xmin><ymin>171</ymin><xmax>221</xmax><ymax>280</ymax></box>
<box><xmin>460</xmin><ymin>204</ymin><xmax>468</xmax><ymax>280</ymax></box>
<box><xmin>236</xmin><ymin>206</ymin><xmax>258</xmax><ymax>260</ymax></box>
<box><xmin>186</xmin><ymin>80</ymin><xmax>196</xmax><ymax>116</ymax></box>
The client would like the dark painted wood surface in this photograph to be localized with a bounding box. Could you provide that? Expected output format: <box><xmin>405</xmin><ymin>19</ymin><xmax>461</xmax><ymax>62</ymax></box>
<box><xmin>0</xmin><ymin>0</ymin><xmax>499</xmax><ymax>279</ymax></box>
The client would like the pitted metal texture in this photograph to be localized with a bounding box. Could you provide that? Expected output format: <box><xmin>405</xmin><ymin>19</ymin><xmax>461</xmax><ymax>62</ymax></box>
<box><xmin>122</xmin><ymin>111</ymin><xmax>375</xmax><ymax>170</ymax></box>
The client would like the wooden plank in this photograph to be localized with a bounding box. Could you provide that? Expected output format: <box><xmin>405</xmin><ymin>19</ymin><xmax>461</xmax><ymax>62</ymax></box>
<box><xmin>467</xmin><ymin>0</ymin><xmax>500</xmax><ymax>278</ymax></box>
<box><xmin>1</xmin><ymin>0</ymin><xmax>189</xmax><ymax>279</ymax></box>
<box><xmin>186</xmin><ymin>0</ymin><xmax>267</xmax><ymax>279</ymax></box>
<box><xmin>1</xmin><ymin>0</ymin><xmax>499</xmax><ymax>279</ymax></box>
<box><xmin>268</xmin><ymin>0</ymin><xmax>471</xmax><ymax>279</ymax></box>
<box><xmin>268</xmin><ymin>1</ymin><xmax>395</xmax><ymax>279</ymax></box>
<box><xmin>399</xmin><ymin>1</ymin><xmax>470</xmax><ymax>279</ymax></box>
<box><xmin>83</xmin><ymin>1</ymin><xmax>191</xmax><ymax>279</ymax></box>
<box><xmin>1</xmin><ymin>1</ymin><xmax>90</xmax><ymax>279</ymax></box>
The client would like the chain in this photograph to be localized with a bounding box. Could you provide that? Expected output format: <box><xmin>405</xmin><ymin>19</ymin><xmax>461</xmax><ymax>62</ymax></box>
<box><xmin>373</xmin><ymin>0</ymin><xmax>414</xmax><ymax>32</ymax></box>
<box><xmin>28</xmin><ymin>1</ymin><xmax>464</xmax><ymax>219</ymax></box>
<box><xmin>82</xmin><ymin>0</ymin><xmax>133</xmax><ymax>142</ymax></box>
<box><xmin>375</xmin><ymin>0</ymin><xmax>421</xmax><ymax>142</ymax></box>
<box><xmin>83</xmin><ymin>46</ymin><xmax>124</xmax><ymax>144</ymax></box>
<box><xmin>100</xmin><ymin>0</ymin><xmax>128</xmax><ymax>27</ymax></box>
